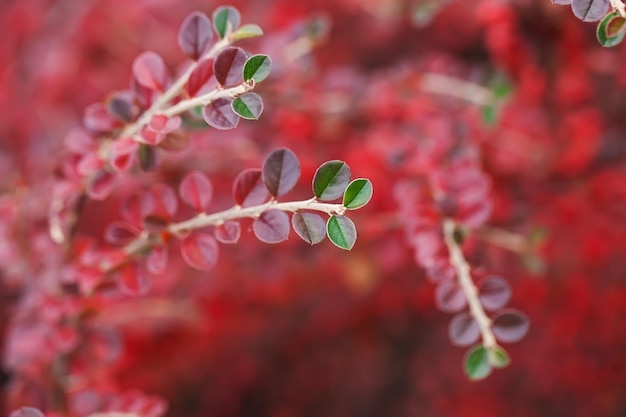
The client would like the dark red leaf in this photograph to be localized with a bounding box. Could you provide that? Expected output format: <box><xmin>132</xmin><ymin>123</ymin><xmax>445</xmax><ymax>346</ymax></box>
<box><xmin>253</xmin><ymin>209</ymin><xmax>290</xmax><ymax>243</ymax></box>
<box><xmin>448</xmin><ymin>312</ymin><xmax>480</xmax><ymax>347</ymax></box>
<box><xmin>104</xmin><ymin>221</ymin><xmax>140</xmax><ymax>245</ymax></box>
<box><xmin>146</xmin><ymin>183</ymin><xmax>178</xmax><ymax>219</ymax></box>
<box><xmin>178</xmin><ymin>12</ymin><xmax>213</xmax><ymax>60</ymax></box>
<box><xmin>291</xmin><ymin>212</ymin><xmax>326</xmax><ymax>244</ymax></box>
<box><xmin>262</xmin><ymin>148</ymin><xmax>301</xmax><ymax>197</ymax></box>
<box><xmin>138</xmin><ymin>144</ymin><xmax>159</xmax><ymax>171</ymax></box>
<box><xmin>213</xmin><ymin>47</ymin><xmax>247</xmax><ymax>87</ymax></box>
<box><xmin>107</xmin><ymin>91</ymin><xmax>135</xmax><ymax>122</ymax></box>
<box><xmin>132</xmin><ymin>51</ymin><xmax>168</xmax><ymax>91</ymax></box>
<box><xmin>203</xmin><ymin>97</ymin><xmax>240</xmax><ymax>130</ymax></box>
<box><xmin>181</xmin><ymin>233</ymin><xmax>219</xmax><ymax>271</ymax></box>
<box><xmin>214</xmin><ymin>220</ymin><xmax>241</xmax><ymax>244</ymax></box>
<box><xmin>187</xmin><ymin>58</ymin><xmax>215</xmax><ymax>97</ymax></box>
<box><xmin>232</xmin><ymin>168</ymin><xmax>270</xmax><ymax>206</ymax></box>
<box><xmin>179</xmin><ymin>171</ymin><xmax>213</xmax><ymax>212</ymax></box>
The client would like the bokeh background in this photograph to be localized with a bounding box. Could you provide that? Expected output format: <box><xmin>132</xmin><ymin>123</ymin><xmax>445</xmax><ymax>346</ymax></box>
<box><xmin>2</xmin><ymin>0</ymin><xmax>626</xmax><ymax>416</ymax></box>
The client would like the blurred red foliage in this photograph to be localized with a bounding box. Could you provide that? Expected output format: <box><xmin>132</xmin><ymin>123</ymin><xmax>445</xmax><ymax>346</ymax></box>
<box><xmin>2</xmin><ymin>0</ymin><xmax>626</xmax><ymax>416</ymax></box>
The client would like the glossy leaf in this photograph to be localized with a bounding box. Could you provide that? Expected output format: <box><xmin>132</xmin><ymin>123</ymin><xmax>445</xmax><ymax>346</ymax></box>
<box><xmin>292</xmin><ymin>212</ymin><xmax>327</xmax><ymax>245</ymax></box>
<box><xmin>492</xmin><ymin>309</ymin><xmax>530</xmax><ymax>343</ymax></box>
<box><xmin>478</xmin><ymin>275</ymin><xmax>511</xmax><ymax>311</ymax></box>
<box><xmin>487</xmin><ymin>346</ymin><xmax>511</xmax><ymax>369</ymax></box>
<box><xmin>243</xmin><ymin>55</ymin><xmax>272</xmax><ymax>83</ymax></box>
<box><xmin>253</xmin><ymin>209</ymin><xmax>290</xmax><ymax>243</ymax></box>
<box><xmin>181</xmin><ymin>233</ymin><xmax>219</xmax><ymax>271</ymax></box>
<box><xmin>448</xmin><ymin>312</ymin><xmax>480</xmax><ymax>347</ymax></box>
<box><xmin>312</xmin><ymin>160</ymin><xmax>351</xmax><ymax>201</ymax></box>
<box><xmin>187</xmin><ymin>58</ymin><xmax>215</xmax><ymax>97</ymax></box>
<box><xmin>213</xmin><ymin>5</ymin><xmax>241</xmax><ymax>38</ymax></box>
<box><xmin>464</xmin><ymin>345</ymin><xmax>492</xmax><ymax>380</ymax></box>
<box><xmin>214</xmin><ymin>46</ymin><xmax>247</xmax><ymax>87</ymax></box>
<box><xmin>179</xmin><ymin>171</ymin><xmax>213</xmax><ymax>212</ymax></box>
<box><xmin>116</xmin><ymin>263</ymin><xmax>151</xmax><ymax>296</ymax></box>
<box><xmin>203</xmin><ymin>97</ymin><xmax>240</xmax><ymax>130</ymax></box>
<box><xmin>571</xmin><ymin>0</ymin><xmax>609</xmax><ymax>22</ymax></box>
<box><xmin>146</xmin><ymin>245</ymin><xmax>168</xmax><ymax>275</ymax></box>
<box><xmin>233</xmin><ymin>168</ymin><xmax>270</xmax><ymax>206</ymax></box>
<box><xmin>178</xmin><ymin>12</ymin><xmax>213</xmax><ymax>60</ymax></box>
<box><xmin>343</xmin><ymin>178</ymin><xmax>373</xmax><ymax>209</ymax></box>
<box><xmin>9</xmin><ymin>408</ymin><xmax>45</xmax><ymax>417</ymax></box>
<box><xmin>232</xmin><ymin>24</ymin><xmax>264</xmax><ymax>40</ymax></box>
<box><xmin>435</xmin><ymin>281</ymin><xmax>467</xmax><ymax>313</ymax></box>
<box><xmin>263</xmin><ymin>148</ymin><xmax>301</xmax><ymax>197</ymax></box>
<box><xmin>327</xmin><ymin>215</ymin><xmax>357</xmax><ymax>250</ymax></box>
<box><xmin>232</xmin><ymin>93</ymin><xmax>264</xmax><ymax>120</ymax></box>
<box><xmin>597</xmin><ymin>11</ymin><xmax>626</xmax><ymax>47</ymax></box>
<box><xmin>132</xmin><ymin>51</ymin><xmax>168</xmax><ymax>91</ymax></box>
<box><xmin>214</xmin><ymin>220</ymin><xmax>241</xmax><ymax>244</ymax></box>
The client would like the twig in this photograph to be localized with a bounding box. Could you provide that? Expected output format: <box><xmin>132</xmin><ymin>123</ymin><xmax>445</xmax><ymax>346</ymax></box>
<box><xmin>609</xmin><ymin>0</ymin><xmax>626</xmax><ymax>18</ymax></box>
<box><xmin>420</xmin><ymin>73</ymin><xmax>495</xmax><ymax>107</ymax></box>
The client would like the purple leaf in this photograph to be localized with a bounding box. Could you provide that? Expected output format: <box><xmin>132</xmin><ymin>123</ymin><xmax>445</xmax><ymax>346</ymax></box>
<box><xmin>292</xmin><ymin>212</ymin><xmax>327</xmax><ymax>245</ymax></box>
<box><xmin>434</xmin><ymin>281</ymin><xmax>467</xmax><ymax>313</ymax></box>
<box><xmin>181</xmin><ymin>233</ymin><xmax>219</xmax><ymax>271</ymax></box>
<box><xmin>213</xmin><ymin>46</ymin><xmax>247</xmax><ymax>87</ymax></box>
<box><xmin>571</xmin><ymin>0</ymin><xmax>609</xmax><ymax>21</ymax></box>
<box><xmin>448</xmin><ymin>312</ymin><xmax>480</xmax><ymax>347</ymax></box>
<box><xmin>262</xmin><ymin>148</ymin><xmax>301</xmax><ymax>197</ymax></box>
<box><xmin>253</xmin><ymin>209</ymin><xmax>290</xmax><ymax>243</ymax></box>
<box><xmin>178</xmin><ymin>12</ymin><xmax>213</xmax><ymax>61</ymax></box>
<box><xmin>478</xmin><ymin>275</ymin><xmax>512</xmax><ymax>311</ymax></box>
<box><xmin>132</xmin><ymin>51</ymin><xmax>168</xmax><ymax>91</ymax></box>
<box><xmin>203</xmin><ymin>97</ymin><xmax>240</xmax><ymax>130</ymax></box>
<box><xmin>104</xmin><ymin>221</ymin><xmax>140</xmax><ymax>246</ymax></box>
<box><xmin>492</xmin><ymin>309</ymin><xmax>530</xmax><ymax>343</ymax></box>
<box><xmin>179</xmin><ymin>171</ymin><xmax>213</xmax><ymax>212</ymax></box>
<box><xmin>214</xmin><ymin>220</ymin><xmax>241</xmax><ymax>244</ymax></box>
<box><xmin>232</xmin><ymin>168</ymin><xmax>270</xmax><ymax>206</ymax></box>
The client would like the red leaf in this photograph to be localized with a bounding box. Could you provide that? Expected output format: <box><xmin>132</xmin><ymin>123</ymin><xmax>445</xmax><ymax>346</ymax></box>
<box><xmin>148</xmin><ymin>115</ymin><xmax>181</xmax><ymax>134</ymax></box>
<box><xmin>146</xmin><ymin>183</ymin><xmax>178</xmax><ymax>219</ymax></box>
<box><xmin>232</xmin><ymin>168</ymin><xmax>270</xmax><ymax>206</ymax></box>
<box><xmin>214</xmin><ymin>220</ymin><xmax>241</xmax><ymax>244</ymax></box>
<box><xmin>181</xmin><ymin>233</ymin><xmax>219</xmax><ymax>271</ymax></box>
<box><xmin>253</xmin><ymin>209</ymin><xmax>290</xmax><ymax>243</ymax></box>
<box><xmin>187</xmin><ymin>58</ymin><xmax>215</xmax><ymax>97</ymax></box>
<box><xmin>146</xmin><ymin>245</ymin><xmax>168</xmax><ymax>274</ymax></box>
<box><xmin>109</xmin><ymin>137</ymin><xmax>139</xmax><ymax>172</ymax></box>
<box><xmin>84</xmin><ymin>102</ymin><xmax>121</xmax><ymax>133</ymax></box>
<box><xmin>104</xmin><ymin>221</ymin><xmax>140</xmax><ymax>245</ymax></box>
<box><xmin>213</xmin><ymin>46</ymin><xmax>247</xmax><ymax>87</ymax></box>
<box><xmin>179</xmin><ymin>171</ymin><xmax>213</xmax><ymax>212</ymax></box>
<box><xmin>262</xmin><ymin>148</ymin><xmax>301</xmax><ymax>197</ymax></box>
<box><xmin>132</xmin><ymin>51</ymin><xmax>168</xmax><ymax>91</ymax></box>
<box><xmin>64</xmin><ymin>128</ymin><xmax>95</xmax><ymax>154</ymax></box>
<box><xmin>178</xmin><ymin>12</ymin><xmax>213</xmax><ymax>60</ymax></box>
<box><xmin>87</xmin><ymin>170</ymin><xmax>115</xmax><ymax>200</ymax></box>
<box><xmin>116</xmin><ymin>263</ymin><xmax>151</xmax><ymax>296</ymax></box>
<box><xmin>203</xmin><ymin>97</ymin><xmax>240</xmax><ymax>130</ymax></box>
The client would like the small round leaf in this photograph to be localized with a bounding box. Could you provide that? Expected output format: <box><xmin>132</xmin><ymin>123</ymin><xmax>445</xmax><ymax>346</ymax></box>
<box><xmin>571</xmin><ymin>0</ymin><xmax>609</xmax><ymax>22</ymax></box>
<box><xmin>343</xmin><ymin>178</ymin><xmax>373</xmax><ymax>209</ymax></box>
<box><xmin>178</xmin><ymin>12</ymin><xmax>213</xmax><ymax>61</ymax></box>
<box><xmin>448</xmin><ymin>312</ymin><xmax>480</xmax><ymax>347</ymax></box>
<box><xmin>233</xmin><ymin>168</ymin><xmax>270</xmax><ymax>206</ymax></box>
<box><xmin>203</xmin><ymin>97</ymin><xmax>240</xmax><ymax>130</ymax></box>
<box><xmin>146</xmin><ymin>245</ymin><xmax>168</xmax><ymax>275</ymax></box>
<box><xmin>9</xmin><ymin>408</ymin><xmax>45</xmax><ymax>417</ymax></box>
<box><xmin>243</xmin><ymin>55</ymin><xmax>272</xmax><ymax>83</ymax></box>
<box><xmin>253</xmin><ymin>209</ymin><xmax>290</xmax><ymax>243</ymax></box>
<box><xmin>132</xmin><ymin>51</ymin><xmax>168</xmax><ymax>91</ymax></box>
<box><xmin>232</xmin><ymin>24</ymin><xmax>264</xmax><ymax>40</ymax></box>
<box><xmin>262</xmin><ymin>148</ymin><xmax>301</xmax><ymax>197</ymax></box>
<box><xmin>326</xmin><ymin>215</ymin><xmax>357</xmax><ymax>250</ymax></box>
<box><xmin>435</xmin><ymin>281</ymin><xmax>467</xmax><ymax>313</ymax></box>
<box><xmin>492</xmin><ymin>309</ymin><xmax>530</xmax><ymax>343</ymax></box>
<box><xmin>187</xmin><ymin>58</ymin><xmax>215</xmax><ymax>97</ymax></box>
<box><xmin>292</xmin><ymin>212</ymin><xmax>327</xmax><ymax>245</ymax></box>
<box><xmin>232</xmin><ymin>93</ymin><xmax>264</xmax><ymax>120</ymax></box>
<box><xmin>213</xmin><ymin>5</ymin><xmax>241</xmax><ymax>38</ymax></box>
<box><xmin>215</xmin><ymin>220</ymin><xmax>241</xmax><ymax>244</ymax></box>
<box><xmin>214</xmin><ymin>47</ymin><xmax>247</xmax><ymax>87</ymax></box>
<box><xmin>312</xmin><ymin>160</ymin><xmax>351</xmax><ymax>201</ymax></box>
<box><xmin>597</xmin><ymin>11</ymin><xmax>626</xmax><ymax>47</ymax></box>
<box><xmin>116</xmin><ymin>263</ymin><xmax>151</xmax><ymax>296</ymax></box>
<box><xmin>181</xmin><ymin>233</ymin><xmax>219</xmax><ymax>271</ymax></box>
<box><xmin>464</xmin><ymin>345</ymin><xmax>492</xmax><ymax>381</ymax></box>
<box><xmin>179</xmin><ymin>171</ymin><xmax>213</xmax><ymax>212</ymax></box>
<box><xmin>478</xmin><ymin>275</ymin><xmax>511</xmax><ymax>311</ymax></box>
<box><xmin>487</xmin><ymin>346</ymin><xmax>511</xmax><ymax>369</ymax></box>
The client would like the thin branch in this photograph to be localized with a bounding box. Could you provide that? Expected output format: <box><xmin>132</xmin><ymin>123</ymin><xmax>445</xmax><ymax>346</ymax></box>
<box><xmin>161</xmin><ymin>82</ymin><xmax>253</xmax><ymax>117</ymax></box>
<box><xmin>442</xmin><ymin>219</ymin><xmax>498</xmax><ymax>349</ymax></box>
<box><xmin>609</xmin><ymin>0</ymin><xmax>626</xmax><ymax>17</ymax></box>
<box><xmin>420</xmin><ymin>73</ymin><xmax>495</xmax><ymax>107</ymax></box>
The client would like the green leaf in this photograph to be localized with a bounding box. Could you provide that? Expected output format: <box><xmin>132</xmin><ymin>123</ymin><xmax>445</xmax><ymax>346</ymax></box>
<box><xmin>487</xmin><ymin>346</ymin><xmax>511</xmax><ymax>369</ymax></box>
<box><xmin>343</xmin><ymin>178</ymin><xmax>373</xmax><ymax>209</ymax></box>
<box><xmin>212</xmin><ymin>6</ymin><xmax>241</xmax><ymax>39</ymax></box>
<box><xmin>597</xmin><ymin>11</ymin><xmax>626</xmax><ymax>47</ymax></box>
<box><xmin>464</xmin><ymin>345</ymin><xmax>492</xmax><ymax>380</ymax></box>
<box><xmin>326</xmin><ymin>215</ymin><xmax>357</xmax><ymax>250</ymax></box>
<box><xmin>232</xmin><ymin>24</ymin><xmax>264</xmax><ymax>40</ymax></box>
<box><xmin>231</xmin><ymin>93</ymin><xmax>264</xmax><ymax>120</ymax></box>
<box><xmin>243</xmin><ymin>55</ymin><xmax>272</xmax><ymax>83</ymax></box>
<box><xmin>313</xmin><ymin>160</ymin><xmax>351</xmax><ymax>201</ymax></box>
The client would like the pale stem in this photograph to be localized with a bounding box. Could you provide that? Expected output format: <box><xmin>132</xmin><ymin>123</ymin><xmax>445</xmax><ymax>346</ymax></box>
<box><xmin>609</xmin><ymin>0</ymin><xmax>626</xmax><ymax>17</ymax></box>
<box><xmin>420</xmin><ymin>73</ymin><xmax>495</xmax><ymax>107</ymax></box>
<box><xmin>100</xmin><ymin>198</ymin><xmax>346</xmax><ymax>271</ymax></box>
<box><xmin>442</xmin><ymin>219</ymin><xmax>498</xmax><ymax>349</ymax></box>
<box><xmin>161</xmin><ymin>83</ymin><xmax>253</xmax><ymax>117</ymax></box>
